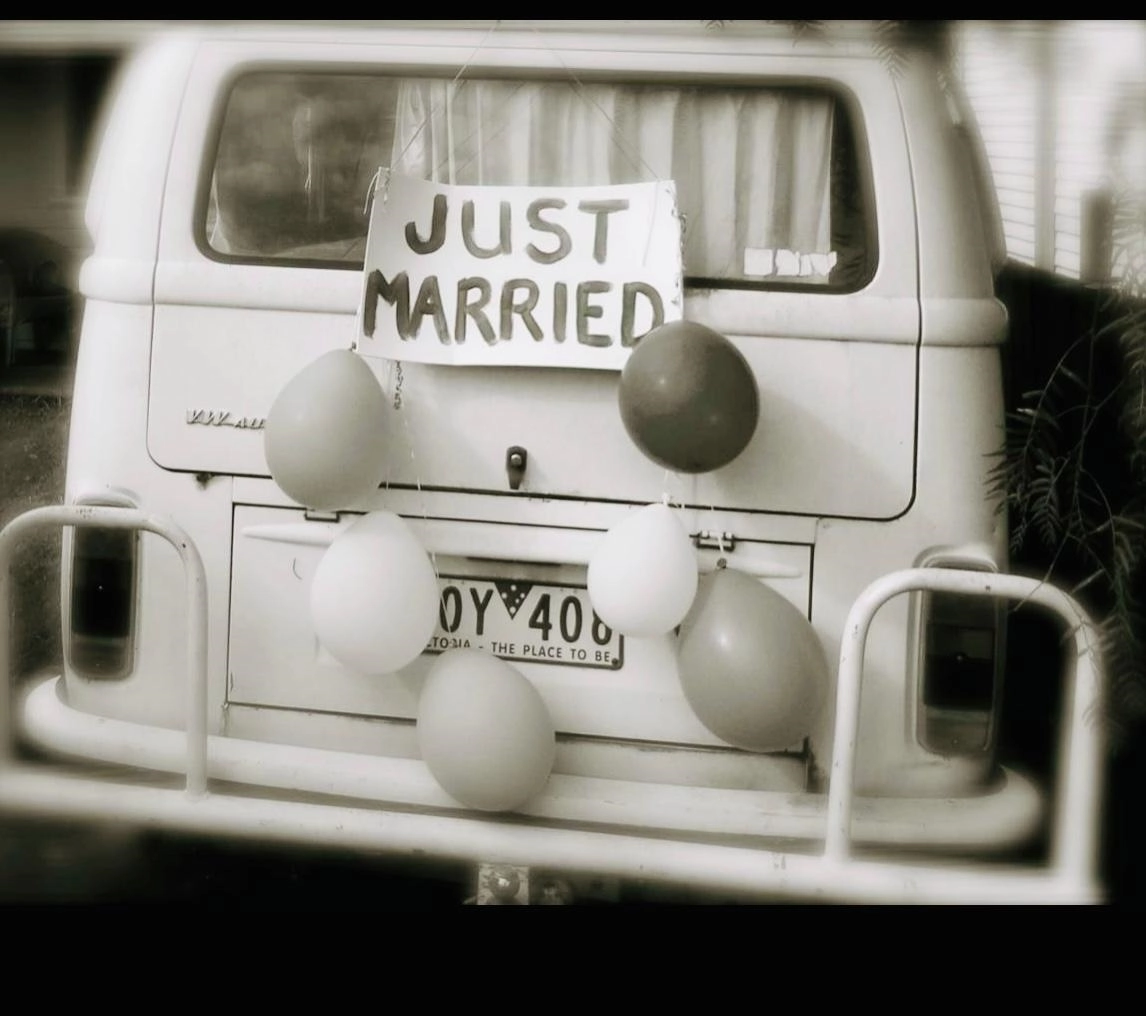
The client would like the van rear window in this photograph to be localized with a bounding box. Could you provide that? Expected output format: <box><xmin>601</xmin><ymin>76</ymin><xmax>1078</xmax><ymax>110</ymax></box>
<box><xmin>203</xmin><ymin>72</ymin><xmax>872</xmax><ymax>290</ymax></box>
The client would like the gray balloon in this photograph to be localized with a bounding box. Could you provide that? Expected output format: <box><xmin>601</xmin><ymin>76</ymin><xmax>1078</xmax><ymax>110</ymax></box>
<box><xmin>677</xmin><ymin>566</ymin><xmax>828</xmax><ymax>752</ymax></box>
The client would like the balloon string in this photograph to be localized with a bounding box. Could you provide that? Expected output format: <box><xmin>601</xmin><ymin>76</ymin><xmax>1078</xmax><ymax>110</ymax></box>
<box><xmin>710</xmin><ymin>504</ymin><xmax>726</xmax><ymax>553</ymax></box>
<box><xmin>389</xmin><ymin>21</ymin><xmax>503</xmax><ymax>177</ymax></box>
<box><xmin>355</xmin><ymin>169</ymin><xmax>390</xmax><ymax>355</ymax></box>
<box><xmin>393</xmin><ymin>369</ymin><xmax>439</xmax><ymax>581</ymax></box>
<box><xmin>526</xmin><ymin>24</ymin><xmax>662</xmax><ymax>183</ymax></box>
<box><xmin>524</xmin><ymin>24</ymin><xmax>664</xmax><ymax>274</ymax></box>
<box><xmin>392</xmin><ymin>361</ymin><xmax>404</xmax><ymax>410</ymax></box>
<box><xmin>661</xmin><ymin>470</ymin><xmax>691</xmax><ymax>512</ymax></box>
<box><xmin>380</xmin><ymin>360</ymin><xmax>400</xmax><ymax>492</ymax></box>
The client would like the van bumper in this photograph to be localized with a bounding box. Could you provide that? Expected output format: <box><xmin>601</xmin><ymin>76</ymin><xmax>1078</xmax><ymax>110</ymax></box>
<box><xmin>1</xmin><ymin>506</ymin><xmax>1106</xmax><ymax>904</ymax></box>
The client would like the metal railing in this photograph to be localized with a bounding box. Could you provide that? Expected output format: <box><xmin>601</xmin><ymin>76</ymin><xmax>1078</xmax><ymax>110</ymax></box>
<box><xmin>0</xmin><ymin>505</ymin><xmax>208</xmax><ymax>795</ymax></box>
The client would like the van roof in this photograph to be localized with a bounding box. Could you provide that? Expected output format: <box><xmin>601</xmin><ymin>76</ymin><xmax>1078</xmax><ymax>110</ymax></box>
<box><xmin>0</xmin><ymin>20</ymin><xmax>929</xmax><ymax>67</ymax></box>
<box><xmin>143</xmin><ymin>19</ymin><xmax>906</xmax><ymax>61</ymax></box>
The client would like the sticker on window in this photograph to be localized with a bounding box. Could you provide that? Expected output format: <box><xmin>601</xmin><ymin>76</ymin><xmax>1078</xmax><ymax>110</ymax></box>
<box><xmin>743</xmin><ymin>247</ymin><xmax>838</xmax><ymax>279</ymax></box>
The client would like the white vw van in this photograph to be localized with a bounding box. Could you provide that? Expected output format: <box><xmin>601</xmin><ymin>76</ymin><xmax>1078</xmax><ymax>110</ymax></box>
<box><xmin>0</xmin><ymin>21</ymin><xmax>1105</xmax><ymax>903</ymax></box>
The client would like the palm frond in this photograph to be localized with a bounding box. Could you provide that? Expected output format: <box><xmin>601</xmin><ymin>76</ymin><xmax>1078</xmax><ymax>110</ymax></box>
<box><xmin>996</xmin><ymin>185</ymin><xmax>1146</xmax><ymax>733</ymax></box>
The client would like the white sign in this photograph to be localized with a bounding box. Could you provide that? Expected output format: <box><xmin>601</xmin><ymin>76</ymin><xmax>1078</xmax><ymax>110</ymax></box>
<box><xmin>358</xmin><ymin>174</ymin><xmax>682</xmax><ymax>370</ymax></box>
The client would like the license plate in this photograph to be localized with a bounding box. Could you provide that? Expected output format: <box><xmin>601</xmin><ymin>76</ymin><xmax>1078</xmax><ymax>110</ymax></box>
<box><xmin>428</xmin><ymin>575</ymin><xmax>624</xmax><ymax>671</ymax></box>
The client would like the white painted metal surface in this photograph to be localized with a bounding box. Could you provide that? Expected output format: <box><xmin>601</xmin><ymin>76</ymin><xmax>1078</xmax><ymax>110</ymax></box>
<box><xmin>825</xmin><ymin>567</ymin><xmax>1104</xmax><ymax>889</ymax></box>
<box><xmin>15</xmin><ymin>674</ymin><xmax>1043</xmax><ymax>848</ymax></box>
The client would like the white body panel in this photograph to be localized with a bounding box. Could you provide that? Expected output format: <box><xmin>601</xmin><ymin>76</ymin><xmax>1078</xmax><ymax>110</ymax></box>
<box><xmin>148</xmin><ymin>307</ymin><xmax>918</xmax><ymax>519</ymax></box>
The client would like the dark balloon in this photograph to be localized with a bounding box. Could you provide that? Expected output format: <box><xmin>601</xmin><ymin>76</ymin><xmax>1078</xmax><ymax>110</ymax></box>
<box><xmin>619</xmin><ymin>321</ymin><xmax>759</xmax><ymax>474</ymax></box>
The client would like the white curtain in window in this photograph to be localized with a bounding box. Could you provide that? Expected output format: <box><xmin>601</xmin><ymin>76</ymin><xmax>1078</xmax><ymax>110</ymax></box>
<box><xmin>391</xmin><ymin>79</ymin><xmax>834</xmax><ymax>279</ymax></box>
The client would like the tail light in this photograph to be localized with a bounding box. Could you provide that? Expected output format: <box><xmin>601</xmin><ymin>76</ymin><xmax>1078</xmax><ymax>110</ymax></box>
<box><xmin>916</xmin><ymin>560</ymin><xmax>1004</xmax><ymax>756</ymax></box>
<box><xmin>66</xmin><ymin>496</ymin><xmax>138</xmax><ymax>680</ymax></box>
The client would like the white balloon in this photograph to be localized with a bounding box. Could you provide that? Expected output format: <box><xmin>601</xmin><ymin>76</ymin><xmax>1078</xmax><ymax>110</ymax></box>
<box><xmin>418</xmin><ymin>649</ymin><xmax>556</xmax><ymax>812</ymax></box>
<box><xmin>587</xmin><ymin>503</ymin><xmax>698</xmax><ymax>637</ymax></box>
<box><xmin>310</xmin><ymin>511</ymin><xmax>439</xmax><ymax>674</ymax></box>
<box><xmin>264</xmin><ymin>349</ymin><xmax>390</xmax><ymax>511</ymax></box>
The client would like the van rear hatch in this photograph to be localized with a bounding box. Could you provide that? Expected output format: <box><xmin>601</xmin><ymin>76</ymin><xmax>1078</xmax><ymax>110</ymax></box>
<box><xmin>227</xmin><ymin>504</ymin><xmax>814</xmax><ymax>749</ymax></box>
<box><xmin>148</xmin><ymin>54</ymin><xmax>919</xmax><ymax>518</ymax></box>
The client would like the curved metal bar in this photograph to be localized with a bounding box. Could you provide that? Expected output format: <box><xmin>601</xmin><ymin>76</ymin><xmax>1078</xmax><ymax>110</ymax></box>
<box><xmin>0</xmin><ymin>505</ymin><xmax>209</xmax><ymax>797</ymax></box>
<box><xmin>827</xmin><ymin>567</ymin><xmax>1104</xmax><ymax>890</ymax></box>
<box><xmin>1</xmin><ymin>510</ymin><xmax>1106</xmax><ymax>901</ymax></box>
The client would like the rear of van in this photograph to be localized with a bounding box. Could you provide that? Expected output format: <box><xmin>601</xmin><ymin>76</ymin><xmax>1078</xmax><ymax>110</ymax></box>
<box><xmin>8</xmin><ymin>22</ymin><xmax>1101</xmax><ymax>899</ymax></box>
